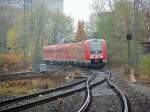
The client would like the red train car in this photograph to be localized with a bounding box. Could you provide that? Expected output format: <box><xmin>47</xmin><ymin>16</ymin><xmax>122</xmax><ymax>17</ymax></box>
<box><xmin>42</xmin><ymin>39</ymin><xmax>107</xmax><ymax>67</ymax></box>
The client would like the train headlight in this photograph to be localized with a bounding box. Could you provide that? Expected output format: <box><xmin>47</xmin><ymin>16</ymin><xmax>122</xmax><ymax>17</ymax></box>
<box><xmin>90</xmin><ymin>56</ymin><xmax>94</xmax><ymax>59</ymax></box>
<box><xmin>100</xmin><ymin>55</ymin><xmax>103</xmax><ymax>58</ymax></box>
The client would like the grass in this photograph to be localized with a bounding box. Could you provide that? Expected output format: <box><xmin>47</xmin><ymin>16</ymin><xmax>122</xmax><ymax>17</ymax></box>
<box><xmin>0</xmin><ymin>75</ymin><xmax>65</xmax><ymax>95</ymax></box>
<box><xmin>0</xmin><ymin>66</ymin><xmax>82</xmax><ymax>95</ymax></box>
<box><xmin>139</xmin><ymin>54</ymin><xmax>150</xmax><ymax>81</ymax></box>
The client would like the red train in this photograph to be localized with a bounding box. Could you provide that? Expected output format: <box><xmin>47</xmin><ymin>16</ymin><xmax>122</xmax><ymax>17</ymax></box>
<box><xmin>42</xmin><ymin>39</ymin><xmax>107</xmax><ymax>67</ymax></box>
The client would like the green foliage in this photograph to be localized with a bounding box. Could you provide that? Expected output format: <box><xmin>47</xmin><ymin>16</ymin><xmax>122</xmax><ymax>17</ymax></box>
<box><xmin>0</xmin><ymin>6</ymin><xmax>20</xmax><ymax>52</ymax></box>
<box><xmin>7</xmin><ymin>28</ymin><xmax>20</xmax><ymax>51</ymax></box>
<box><xmin>0</xmin><ymin>53</ymin><xmax>25</xmax><ymax>70</ymax></box>
<box><xmin>96</xmin><ymin>14</ymin><xmax>113</xmax><ymax>40</ymax></box>
<box><xmin>139</xmin><ymin>54</ymin><xmax>150</xmax><ymax>80</ymax></box>
<box><xmin>0</xmin><ymin>54</ymin><xmax>5</xmax><ymax>67</ymax></box>
<box><xmin>75</xmin><ymin>20</ymin><xmax>87</xmax><ymax>41</ymax></box>
<box><xmin>6</xmin><ymin>0</ymin><xmax>73</xmax><ymax>63</ymax></box>
<box><xmin>92</xmin><ymin>0</ymin><xmax>139</xmax><ymax>67</ymax></box>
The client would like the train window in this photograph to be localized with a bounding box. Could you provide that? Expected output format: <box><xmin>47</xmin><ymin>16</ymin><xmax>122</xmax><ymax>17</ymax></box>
<box><xmin>89</xmin><ymin>41</ymin><xmax>102</xmax><ymax>54</ymax></box>
<box><xmin>90</xmin><ymin>50</ymin><xmax>102</xmax><ymax>54</ymax></box>
<box><xmin>93</xmin><ymin>39</ymin><xmax>97</xmax><ymax>43</ymax></box>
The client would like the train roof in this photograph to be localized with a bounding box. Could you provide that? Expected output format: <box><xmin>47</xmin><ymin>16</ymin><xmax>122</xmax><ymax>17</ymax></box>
<box><xmin>85</xmin><ymin>38</ymin><xmax>105</xmax><ymax>43</ymax></box>
<box><xmin>43</xmin><ymin>38</ymin><xmax>105</xmax><ymax>49</ymax></box>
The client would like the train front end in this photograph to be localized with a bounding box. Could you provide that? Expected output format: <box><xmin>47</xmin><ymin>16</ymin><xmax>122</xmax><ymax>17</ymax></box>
<box><xmin>84</xmin><ymin>39</ymin><xmax>107</xmax><ymax>67</ymax></box>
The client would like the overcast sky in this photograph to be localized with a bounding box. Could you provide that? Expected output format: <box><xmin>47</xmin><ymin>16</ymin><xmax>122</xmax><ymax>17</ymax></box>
<box><xmin>64</xmin><ymin>0</ymin><xmax>92</xmax><ymax>24</ymax></box>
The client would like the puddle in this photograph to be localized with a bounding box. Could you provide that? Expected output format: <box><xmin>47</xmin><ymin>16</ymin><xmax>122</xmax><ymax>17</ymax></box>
<box><xmin>0</xmin><ymin>74</ymin><xmax>66</xmax><ymax>95</ymax></box>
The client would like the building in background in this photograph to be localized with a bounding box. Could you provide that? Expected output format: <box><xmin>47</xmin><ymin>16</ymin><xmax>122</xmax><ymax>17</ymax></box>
<box><xmin>0</xmin><ymin>0</ymin><xmax>64</xmax><ymax>12</ymax></box>
<box><xmin>0</xmin><ymin>0</ymin><xmax>33</xmax><ymax>9</ymax></box>
<box><xmin>44</xmin><ymin>0</ymin><xmax>63</xmax><ymax>12</ymax></box>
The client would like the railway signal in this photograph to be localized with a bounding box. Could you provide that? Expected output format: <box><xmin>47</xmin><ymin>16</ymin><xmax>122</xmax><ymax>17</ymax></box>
<box><xmin>126</xmin><ymin>33</ymin><xmax>132</xmax><ymax>67</ymax></box>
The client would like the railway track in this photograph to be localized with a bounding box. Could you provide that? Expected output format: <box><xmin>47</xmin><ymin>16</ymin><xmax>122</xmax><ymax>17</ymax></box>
<box><xmin>0</xmin><ymin>69</ymin><xmax>129</xmax><ymax>112</ymax></box>
<box><xmin>0</xmin><ymin>71</ymin><xmax>41</xmax><ymax>82</ymax></box>
<box><xmin>0</xmin><ymin>65</ymin><xmax>86</xmax><ymax>82</ymax></box>
<box><xmin>0</xmin><ymin>64</ymin><xmax>48</xmax><ymax>82</ymax></box>
<box><xmin>0</xmin><ymin>65</ymin><xmax>59</xmax><ymax>82</ymax></box>
<box><xmin>106</xmin><ymin>71</ymin><xmax>128</xmax><ymax>112</ymax></box>
<box><xmin>0</xmin><ymin>70</ymin><xmax>107</xmax><ymax>112</ymax></box>
<box><xmin>78</xmin><ymin>71</ymin><xmax>95</xmax><ymax>112</ymax></box>
<box><xmin>77</xmin><ymin>70</ymin><xmax>129</xmax><ymax>112</ymax></box>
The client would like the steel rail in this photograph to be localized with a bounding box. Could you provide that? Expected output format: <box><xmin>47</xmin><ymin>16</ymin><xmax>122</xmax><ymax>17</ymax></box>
<box><xmin>0</xmin><ymin>78</ymin><xmax>107</xmax><ymax>112</ymax></box>
<box><xmin>106</xmin><ymin>72</ymin><xmax>128</xmax><ymax>112</ymax></box>
<box><xmin>0</xmin><ymin>70</ymin><xmax>92</xmax><ymax>106</ymax></box>
<box><xmin>78</xmin><ymin>71</ymin><xmax>95</xmax><ymax>112</ymax></box>
<box><xmin>0</xmin><ymin>78</ymin><xmax>87</xmax><ymax>107</ymax></box>
<box><xmin>0</xmin><ymin>71</ymin><xmax>41</xmax><ymax>82</ymax></box>
<box><xmin>0</xmin><ymin>69</ymin><xmax>91</xmax><ymax>82</ymax></box>
<box><xmin>0</xmin><ymin>70</ymin><xmax>92</xmax><ymax>111</ymax></box>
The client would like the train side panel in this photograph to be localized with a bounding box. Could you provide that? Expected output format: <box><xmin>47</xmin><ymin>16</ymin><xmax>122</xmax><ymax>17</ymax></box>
<box><xmin>83</xmin><ymin>41</ymin><xmax>91</xmax><ymax>61</ymax></box>
<box><xmin>42</xmin><ymin>39</ymin><xmax>107</xmax><ymax>67</ymax></box>
<box><xmin>67</xmin><ymin>43</ymin><xmax>85</xmax><ymax>61</ymax></box>
<box><xmin>43</xmin><ymin>43</ymin><xmax>86</xmax><ymax>62</ymax></box>
<box><xmin>101</xmin><ymin>39</ymin><xmax>107</xmax><ymax>62</ymax></box>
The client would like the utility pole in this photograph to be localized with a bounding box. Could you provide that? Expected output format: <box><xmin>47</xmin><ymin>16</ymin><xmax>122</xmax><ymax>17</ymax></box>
<box><xmin>126</xmin><ymin>34</ymin><xmax>132</xmax><ymax>66</ymax></box>
<box><xmin>23</xmin><ymin>0</ymin><xmax>26</xmax><ymax>57</ymax></box>
<box><xmin>23</xmin><ymin>0</ymin><xmax>26</xmax><ymax>71</ymax></box>
<box><xmin>133</xmin><ymin>0</ymin><xmax>139</xmax><ymax>68</ymax></box>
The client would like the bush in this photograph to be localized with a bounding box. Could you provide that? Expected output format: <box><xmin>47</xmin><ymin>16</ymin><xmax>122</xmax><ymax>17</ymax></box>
<box><xmin>0</xmin><ymin>53</ymin><xmax>25</xmax><ymax>71</ymax></box>
<box><xmin>139</xmin><ymin>54</ymin><xmax>150</xmax><ymax>80</ymax></box>
<box><xmin>0</xmin><ymin>54</ymin><xmax>5</xmax><ymax>68</ymax></box>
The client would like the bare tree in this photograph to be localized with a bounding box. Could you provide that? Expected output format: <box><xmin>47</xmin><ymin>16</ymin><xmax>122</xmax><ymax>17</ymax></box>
<box><xmin>138</xmin><ymin>0</ymin><xmax>150</xmax><ymax>41</ymax></box>
<box><xmin>91</xmin><ymin>0</ymin><xmax>114</xmax><ymax>16</ymax></box>
<box><xmin>75</xmin><ymin>20</ymin><xmax>87</xmax><ymax>41</ymax></box>
<box><xmin>0</xmin><ymin>6</ymin><xmax>20</xmax><ymax>52</ymax></box>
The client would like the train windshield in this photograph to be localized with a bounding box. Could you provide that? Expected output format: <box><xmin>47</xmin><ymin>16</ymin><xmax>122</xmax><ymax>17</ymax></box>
<box><xmin>89</xmin><ymin>41</ymin><xmax>102</xmax><ymax>54</ymax></box>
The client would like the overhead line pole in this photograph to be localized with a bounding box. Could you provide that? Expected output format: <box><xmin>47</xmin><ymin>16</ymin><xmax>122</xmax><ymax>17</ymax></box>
<box><xmin>23</xmin><ymin>0</ymin><xmax>26</xmax><ymax>71</ymax></box>
<box><xmin>133</xmin><ymin>0</ymin><xmax>139</xmax><ymax>68</ymax></box>
<box><xmin>24</xmin><ymin>0</ymin><xmax>26</xmax><ymax>57</ymax></box>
